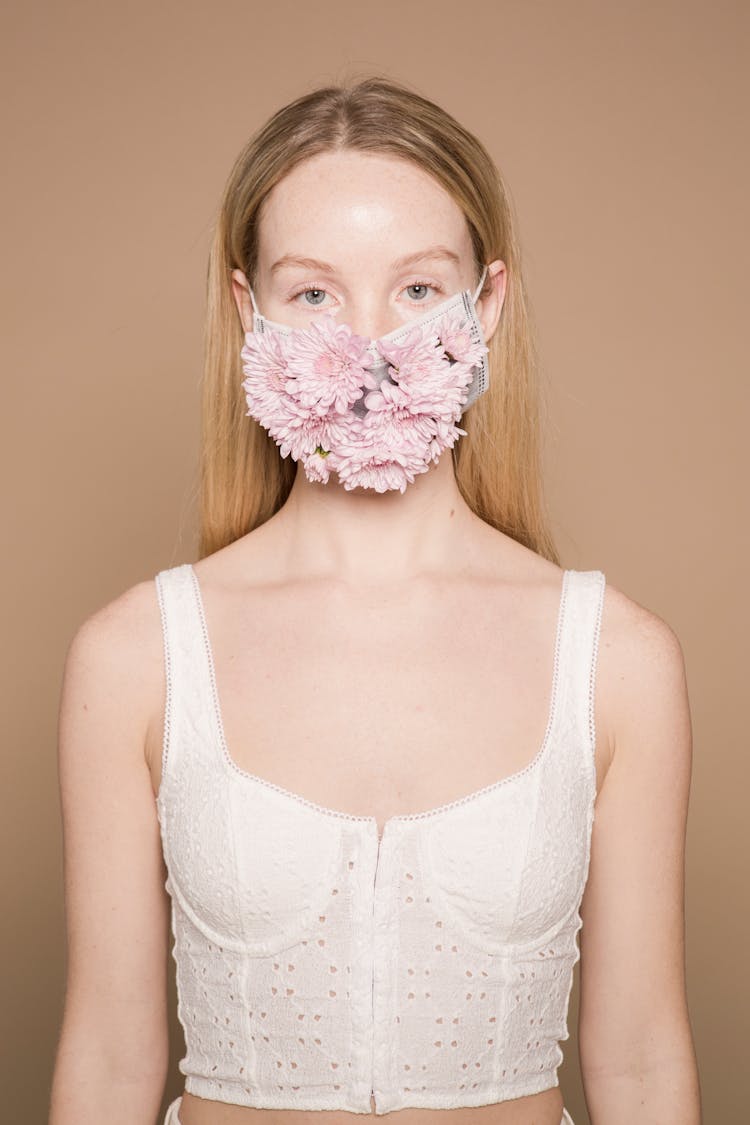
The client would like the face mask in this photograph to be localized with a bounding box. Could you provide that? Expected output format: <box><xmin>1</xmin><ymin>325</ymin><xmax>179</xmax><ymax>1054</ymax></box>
<box><xmin>239</xmin><ymin>266</ymin><xmax>490</xmax><ymax>494</ymax></box>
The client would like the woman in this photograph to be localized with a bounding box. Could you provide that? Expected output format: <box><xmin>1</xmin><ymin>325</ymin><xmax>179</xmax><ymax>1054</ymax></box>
<box><xmin>50</xmin><ymin>78</ymin><xmax>701</xmax><ymax>1124</ymax></box>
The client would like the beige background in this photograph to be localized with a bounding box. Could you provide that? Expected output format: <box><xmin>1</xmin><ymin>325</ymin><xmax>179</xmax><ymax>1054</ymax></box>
<box><xmin>2</xmin><ymin>1</ymin><xmax>747</xmax><ymax>1121</ymax></box>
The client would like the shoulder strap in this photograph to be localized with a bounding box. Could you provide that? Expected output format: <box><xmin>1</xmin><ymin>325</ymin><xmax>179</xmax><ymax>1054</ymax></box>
<box><xmin>154</xmin><ymin>562</ymin><xmax>218</xmax><ymax>783</ymax></box>
<box><xmin>554</xmin><ymin>569</ymin><xmax>607</xmax><ymax>773</ymax></box>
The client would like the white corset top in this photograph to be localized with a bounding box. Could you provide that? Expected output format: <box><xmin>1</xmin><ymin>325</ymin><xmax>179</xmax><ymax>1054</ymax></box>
<box><xmin>154</xmin><ymin>562</ymin><xmax>606</xmax><ymax>1115</ymax></box>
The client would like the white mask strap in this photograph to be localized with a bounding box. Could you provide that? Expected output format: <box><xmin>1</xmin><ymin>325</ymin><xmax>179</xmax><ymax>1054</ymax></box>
<box><xmin>247</xmin><ymin>284</ymin><xmax>261</xmax><ymax>317</ymax></box>
<box><xmin>472</xmin><ymin>265</ymin><xmax>489</xmax><ymax>305</ymax></box>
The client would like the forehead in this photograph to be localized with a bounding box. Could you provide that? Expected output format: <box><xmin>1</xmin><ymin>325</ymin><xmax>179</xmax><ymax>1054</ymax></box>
<box><xmin>257</xmin><ymin>149</ymin><xmax>473</xmax><ymax>270</ymax></box>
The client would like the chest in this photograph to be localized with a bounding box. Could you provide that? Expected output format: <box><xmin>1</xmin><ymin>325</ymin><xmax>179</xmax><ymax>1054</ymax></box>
<box><xmin>172</xmin><ymin>578</ymin><xmax>563</xmax><ymax>828</ymax></box>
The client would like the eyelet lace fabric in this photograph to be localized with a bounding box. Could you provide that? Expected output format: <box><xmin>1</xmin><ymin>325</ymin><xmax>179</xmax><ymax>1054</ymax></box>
<box><xmin>154</xmin><ymin>564</ymin><xmax>606</xmax><ymax>1115</ymax></box>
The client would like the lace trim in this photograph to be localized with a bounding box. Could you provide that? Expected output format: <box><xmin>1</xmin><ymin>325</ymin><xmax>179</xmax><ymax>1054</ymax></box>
<box><xmin>154</xmin><ymin>572</ymin><xmax>173</xmax><ymax>784</ymax></box>
<box><xmin>587</xmin><ymin>572</ymin><xmax>607</xmax><ymax>762</ymax></box>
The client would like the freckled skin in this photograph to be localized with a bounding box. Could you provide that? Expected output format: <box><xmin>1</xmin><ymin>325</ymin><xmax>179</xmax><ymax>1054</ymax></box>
<box><xmin>232</xmin><ymin>149</ymin><xmax>505</xmax><ymax>343</ymax></box>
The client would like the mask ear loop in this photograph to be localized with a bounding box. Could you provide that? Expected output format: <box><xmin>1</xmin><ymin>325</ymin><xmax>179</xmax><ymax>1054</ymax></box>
<box><xmin>471</xmin><ymin>264</ymin><xmax>489</xmax><ymax>305</ymax></box>
<box><xmin>247</xmin><ymin>283</ymin><xmax>261</xmax><ymax>317</ymax></box>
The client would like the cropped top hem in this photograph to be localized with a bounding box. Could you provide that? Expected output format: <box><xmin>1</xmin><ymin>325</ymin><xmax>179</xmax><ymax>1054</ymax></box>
<box><xmin>184</xmin><ymin>1070</ymin><xmax>560</xmax><ymax>1115</ymax></box>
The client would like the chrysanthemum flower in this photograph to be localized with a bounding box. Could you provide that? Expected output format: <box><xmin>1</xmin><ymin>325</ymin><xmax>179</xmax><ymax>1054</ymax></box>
<box><xmin>377</xmin><ymin>325</ymin><xmax>444</xmax><ymax>382</ymax></box>
<box><xmin>266</xmin><ymin>403</ymin><xmax>355</xmax><ymax>464</ymax></box>
<box><xmin>362</xmin><ymin>377</ymin><xmax>411</xmax><ymax>413</ymax></box>
<box><xmin>334</xmin><ymin>444</ymin><xmax>426</xmax><ymax>494</ymax></box>
<box><xmin>284</xmin><ymin>313</ymin><xmax>373</xmax><ymax>415</ymax></box>
<box><xmin>425</xmin><ymin>416</ymin><xmax>469</xmax><ymax>464</ymax></box>
<box><xmin>435</xmin><ymin>310</ymin><xmax>489</xmax><ymax>367</ymax></box>
<box><xmin>331</xmin><ymin>406</ymin><xmax>435</xmax><ymax>493</ymax></box>
<box><xmin>241</xmin><ymin>330</ymin><xmax>301</xmax><ymax>434</ymax></box>
<box><xmin>365</xmin><ymin>353</ymin><xmax>474</xmax><ymax>424</ymax></box>
<box><xmin>301</xmin><ymin>447</ymin><xmax>333</xmax><ymax>484</ymax></box>
<box><xmin>404</xmin><ymin>357</ymin><xmax>475</xmax><ymax>421</ymax></box>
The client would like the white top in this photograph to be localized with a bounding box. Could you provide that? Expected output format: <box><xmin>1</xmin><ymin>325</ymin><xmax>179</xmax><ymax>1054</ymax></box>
<box><xmin>154</xmin><ymin>563</ymin><xmax>606</xmax><ymax>1115</ymax></box>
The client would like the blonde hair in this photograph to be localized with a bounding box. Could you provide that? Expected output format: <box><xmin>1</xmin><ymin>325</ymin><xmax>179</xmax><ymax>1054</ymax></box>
<box><xmin>199</xmin><ymin>76</ymin><xmax>558</xmax><ymax>564</ymax></box>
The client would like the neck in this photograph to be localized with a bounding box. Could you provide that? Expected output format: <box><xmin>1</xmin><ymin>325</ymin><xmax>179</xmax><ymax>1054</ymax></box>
<box><xmin>267</xmin><ymin>451</ymin><xmax>481</xmax><ymax>587</ymax></box>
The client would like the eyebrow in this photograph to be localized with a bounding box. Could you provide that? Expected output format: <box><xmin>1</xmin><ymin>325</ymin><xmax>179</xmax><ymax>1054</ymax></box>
<box><xmin>269</xmin><ymin>245</ymin><xmax>462</xmax><ymax>276</ymax></box>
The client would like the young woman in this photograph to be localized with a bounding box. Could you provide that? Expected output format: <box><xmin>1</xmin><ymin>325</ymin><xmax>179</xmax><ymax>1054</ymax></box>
<box><xmin>50</xmin><ymin>78</ymin><xmax>701</xmax><ymax>1125</ymax></box>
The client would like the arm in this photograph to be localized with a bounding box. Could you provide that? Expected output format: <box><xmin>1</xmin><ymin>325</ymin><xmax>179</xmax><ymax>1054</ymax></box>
<box><xmin>50</xmin><ymin>581</ymin><xmax>170</xmax><ymax>1125</ymax></box>
<box><xmin>578</xmin><ymin>586</ymin><xmax>702</xmax><ymax>1123</ymax></box>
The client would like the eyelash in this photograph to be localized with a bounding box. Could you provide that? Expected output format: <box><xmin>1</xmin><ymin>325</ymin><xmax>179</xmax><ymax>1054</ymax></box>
<box><xmin>288</xmin><ymin>280</ymin><xmax>445</xmax><ymax>305</ymax></box>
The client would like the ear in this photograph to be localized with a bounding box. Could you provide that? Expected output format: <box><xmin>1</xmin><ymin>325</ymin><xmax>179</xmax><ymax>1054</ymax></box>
<box><xmin>231</xmin><ymin>269</ymin><xmax>255</xmax><ymax>334</ymax></box>
<box><xmin>477</xmin><ymin>260</ymin><xmax>507</xmax><ymax>343</ymax></box>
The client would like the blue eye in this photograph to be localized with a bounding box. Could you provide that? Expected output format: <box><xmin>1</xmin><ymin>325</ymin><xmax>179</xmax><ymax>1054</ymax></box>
<box><xmin>292</xmin><ymin>287</ymin><xmax>328</xmax><ymax>307</ymax></box>
<box><xmin>405</xmin><ymin>282</ymin><xmax>441</xmax><ymax>302</ymax></box>
<box><xmin>289</xmin><ymin>280</ymin><xmax>444</xmax><ymax>309</ymax></box>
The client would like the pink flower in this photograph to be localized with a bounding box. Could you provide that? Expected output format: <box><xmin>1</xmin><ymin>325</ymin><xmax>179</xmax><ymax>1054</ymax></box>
<box><xmin>404</xmin><ymin>357</ymin><xmax>475</xmax><ymax>421</ymax></box>
<box><xmin>266</xmin><ymin>404</ymin><xmax>355</xmax><ymax>463</ymax></box>
<box><xmin>377</xmin><ymin>326</ymin><xmax>444</xmax><ymax>382</ymax></box>
<box><xmin>435</xmin><ymin>311</ymin><xmax>489</xmax><ymax>367</ymax></box>
<box><xmin>330</xmin><ymin>407</ymin><xmax>435</xmax><ymax>493</ymax></box>
<box><xmin>371</xmin><ymin>319</ymin><xmax>478</xmax><ymax>421</ymax></box>
<box><xmin>425</xmin><ymin>417</ymin><xmax>468</xmax><ymax>464</ymax></box>
<box><xmin>284</xmin><ymin>313</ymin><xmax>373</xmax><ymax>415</ymax></box>
<box><xmin>340</xmin><ymin>462</ymin><xmax>412</xmax><ymax>493</ymax></box>
<box><xmin>362</xmin><ymin>377</ymin><xmax>411</xmax><ymax>413</ymax></box>
<box><xmin>360</xmin><ymin>406</ymin><xmax>436</xmax><ymax>457</ymax></box>
<box><xmin>241</xmin><ymin>330</ymin><xmax>301</xmax><ymax>434</ymax></box>
<box><xmin>365</xmin><ymin>356</ymin><xmax>474</xmax><ymax>424</ymax></box>
<box><xmin>335</xmin><ymin>446</ymin><xmax>425</xmax><ymax>494</ymax></box>
<box><xmin>301</xmin><ymin>448</ymin><xmax>333</xmax><ymax>484</ymax></box>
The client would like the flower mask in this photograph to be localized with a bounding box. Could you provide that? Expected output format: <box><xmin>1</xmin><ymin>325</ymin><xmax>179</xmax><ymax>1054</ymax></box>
<box><xmin>240</xmin><ymin>266</ymin><xmax>491</xmax><ymax>494</ymax></box>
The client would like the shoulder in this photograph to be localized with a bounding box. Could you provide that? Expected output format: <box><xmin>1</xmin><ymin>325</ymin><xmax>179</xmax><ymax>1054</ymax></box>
<box><xmin>64</xmin><ymin>570</ymin><xmax>164</xmax><ymax>677</ymax></box>
<box><xmin>598</xmin><ymin>577</ymin><xmax>688</xmax><ymax>710</ymax></box>
<box><xmin>596</xmin><ymin>575</ymin><xmax>691</xmax><ymax>771</ymax></box>
<box><xmin>60</xmin><ymin>569</ymin><xmax>168</xmax><ymax>761</ymax></box>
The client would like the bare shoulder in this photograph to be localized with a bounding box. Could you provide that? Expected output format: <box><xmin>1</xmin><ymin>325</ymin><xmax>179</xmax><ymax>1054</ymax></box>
<box><xmin>598</xmin><ymin>578</ymin><xmax>688</xmax><ymax>709</ymax></box>
<box><xmin>60</xmin><ymin>571</ymin><xmax>165</xmax><ymax>769</ymax></box>
<box><xmin>596</xmin><ymin>576</ymin><xmax>691</xmax><ymax>770</ymax></box>
<box><xmin>64</xmin><ymin>571</ymin><xmax>163</xmax><ymax>690</ymax></box>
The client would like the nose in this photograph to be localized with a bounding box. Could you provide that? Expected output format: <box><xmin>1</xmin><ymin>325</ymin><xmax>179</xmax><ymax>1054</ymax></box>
<box><xmin>336</xmin><ymin>292</ymin><xmax>403</xmax><ymax>342</ymax></box>
<box><xmin>343</xmin><ymin>309</ymin><xmax>400</xmax><ymax>344</ymax></box>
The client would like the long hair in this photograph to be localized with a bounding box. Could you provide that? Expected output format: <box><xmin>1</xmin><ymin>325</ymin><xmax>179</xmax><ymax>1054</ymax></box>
<box><xmin>199</xmin><ymin>76</ymin><xmax>558</xmax><ymax>564</ymax></box>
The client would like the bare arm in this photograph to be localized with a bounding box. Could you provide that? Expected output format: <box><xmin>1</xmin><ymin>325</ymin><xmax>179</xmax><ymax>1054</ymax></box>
<box><xmin>578</xmin><ymin>587</ymin><xmax>702</xmax><ymax>1123</ymax></box>
<box><xmin>50</xmin><ymin>580</ymin><xmax>170</xmax><ymax>1124</ymax></box>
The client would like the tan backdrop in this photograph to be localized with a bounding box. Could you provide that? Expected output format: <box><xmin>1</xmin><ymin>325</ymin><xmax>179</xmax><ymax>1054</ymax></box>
<box><xmin>3</xmin><ymin>1</ymin><xmax>747</xmax><ymax>1121</ymax></box>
